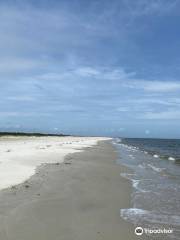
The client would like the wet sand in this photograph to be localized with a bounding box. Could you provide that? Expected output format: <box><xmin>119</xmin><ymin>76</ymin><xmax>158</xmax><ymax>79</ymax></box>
<box><xmin>0</xmin><ymin>141</ymin><xmax>141</xmax><ymax>240</ymax></box>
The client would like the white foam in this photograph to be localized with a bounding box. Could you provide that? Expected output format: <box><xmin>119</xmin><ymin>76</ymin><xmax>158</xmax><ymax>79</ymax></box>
<box><xmin>138</xmin><ymin>164</ymin><xmax>146</xmax><ymax>169</ymax></box>
<box><xmin>120</xmin><ymin>208</ymin><xmax>180</xmax><ymax>226</ymax></box>
<box><xmin>118</xmin><ymin>143</ymin><xmax>138</xmax><ymax>152</ymax></box>
<box><xmin>153</xmin><ymin>154</ymin><xmax>159</xmax><ymax>158</ymax></box>
<box><xmin>147</xmin><ymin>164</ymin><xmax>165</xmax><ymax>173</ymax></box>
<box><xmin>168</xmin><ymin>157</ymin><xmax>175</xmax><ymax>161</ymax></box>
<box><xmin>120</xmin><ymin>173</ymin><xmax>135</xmax><ymax>180</ymax></box>
<box><xmin>120</xmin><ymin>173</ymin><xmax>149</xmax><ymax>192</ymax></box>
<box><xmin>132</xmin><ymin>179</ymin><xmax>140</xmax><ymax>189</ymax></box>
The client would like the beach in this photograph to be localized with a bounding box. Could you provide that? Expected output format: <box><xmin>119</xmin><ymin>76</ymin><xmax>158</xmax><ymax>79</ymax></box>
<box><xmin>0</xmin><ymin>137</ymin><xmax>139</xmax><ymax>240</ymax></box>
<box><xmin>0</xmin><ymin>136</ymin><xmax>105</xmax><ymax>190</ymax></box>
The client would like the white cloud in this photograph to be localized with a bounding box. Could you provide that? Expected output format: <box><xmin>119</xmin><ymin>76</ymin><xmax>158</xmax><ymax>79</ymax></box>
<box><xmin>0</xmin><ymin>111</ymin><xmax>52</xmax><ymax>117</ymax></box>
<box><xmin>71</xmin><ymin>67</ymin><xmax>180</xmax><ymax>93</ymax></box>
<box><xmin>0</xmin><ymin>57</ymin><xmax>44</xmax><ymax>73</ymax></box>
<box><xmin>141</xmin><ymin>81</ymin><xmax>180</xmax><ymax>92</ymax></box>
<box><xmin>123</xmin><ymin>80</ymin><xmax>180</xmax><ymax>92</ymax></box>
<box><xmin>6</xmin><ymin>96</ymin><xmax>36</xmax><ymax>102</ymax></box>
<box><xmin>74</xmin><ymin>67</ymin><xmax>100</xmax><ymax>77</ymax></box>
<box><xmin>125</xmin><ymin>98</ymin><xmax>180</xmax><ymax>107</ymax></box>
<box><xmin>142</xmin><ymin>110</ymin><xmax>180</xmax><ymax>120</ymax></box>
<box><xmin>117</xmin><ymin>107</ymin><xmax>130</xmax><ymax>112</ymax></box>
<box><xmin>101</xmin><ymin>69</ymin><xmax>136</xmax><ymax>80</ymax></box>
<box><xmin>0</xmin><ymin>112</ymin><xmax>20</xmax><ymax>117</ymax></box>
<box><xmin>123</xmin><ymin>0</ymin><xmax>178</xmax><ymax>16</ymax></box>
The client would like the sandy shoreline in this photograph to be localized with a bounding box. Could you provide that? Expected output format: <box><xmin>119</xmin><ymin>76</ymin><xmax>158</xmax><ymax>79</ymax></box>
<box><xmin>0</xmin><ymin>136</ymin><xmax>107</xmax><ymax>189</ymax></box>
<box><xmin>0</xmin><ymin>140</ymin><xmax>142</xmax><ymax>240</ymax></box>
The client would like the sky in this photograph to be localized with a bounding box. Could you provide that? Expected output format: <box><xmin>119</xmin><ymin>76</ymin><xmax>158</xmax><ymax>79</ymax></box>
<box><xmin>0</xmin><ymin>0</ymin><xmax>180</xmax><ymax>138</ymax></box>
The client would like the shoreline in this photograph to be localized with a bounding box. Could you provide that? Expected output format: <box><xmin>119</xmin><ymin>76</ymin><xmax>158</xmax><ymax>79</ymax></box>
<box><xmin>0</xmin><ymin>140</ymin><xmax>139</xmax><ymax>240</ymax></box>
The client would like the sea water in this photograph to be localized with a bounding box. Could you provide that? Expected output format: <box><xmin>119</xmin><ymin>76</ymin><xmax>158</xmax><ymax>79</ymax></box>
<box><xmin>114</xmin><ymin>138</ymin><xmax>180</xmax><ymax>239</ymax></box>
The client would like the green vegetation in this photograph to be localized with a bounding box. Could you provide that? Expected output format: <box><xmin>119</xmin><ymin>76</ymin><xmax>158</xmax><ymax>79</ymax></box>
<box><xmin>0</xmin><ymin>132</ymin><xmax>68</xmax><ymax>137</ymax></box>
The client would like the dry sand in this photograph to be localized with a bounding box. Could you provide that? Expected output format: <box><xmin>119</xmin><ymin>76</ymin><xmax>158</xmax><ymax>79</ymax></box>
<box><xmin>0</xmin><ymin>140</ymin><xmax>145</xmax><ymax>240</ymax></box>
<box><xmin>0</xmin><ymin>136</ymin><xmax>107</xmax><ymax>189</ymax></box>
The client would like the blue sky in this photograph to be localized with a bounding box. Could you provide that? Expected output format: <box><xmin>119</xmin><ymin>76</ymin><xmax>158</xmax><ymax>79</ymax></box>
<box><xmin>1</xmin><ymin>0</ymin><xmax>180</xmax><ymax>138</ymax></box>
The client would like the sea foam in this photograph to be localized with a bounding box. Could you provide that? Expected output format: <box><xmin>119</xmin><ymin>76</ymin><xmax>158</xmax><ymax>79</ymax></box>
<box><xmin>120</xmin><ymin>208</ymin><xmax>180</xmax><ymax>226</ymax></box>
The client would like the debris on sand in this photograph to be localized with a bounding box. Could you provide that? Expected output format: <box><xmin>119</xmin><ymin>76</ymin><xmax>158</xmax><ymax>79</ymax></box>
<box><xmin>64</xmin><ymin>162</ymin><xmax>72</xmax><ymax>165</ymax></box>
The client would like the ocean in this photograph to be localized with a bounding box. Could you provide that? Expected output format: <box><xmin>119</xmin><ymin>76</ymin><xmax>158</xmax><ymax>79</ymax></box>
<box><xmin>114</xmin><ymin>138</ymin><xmax>180</xmax><ymax>239</ymax></box>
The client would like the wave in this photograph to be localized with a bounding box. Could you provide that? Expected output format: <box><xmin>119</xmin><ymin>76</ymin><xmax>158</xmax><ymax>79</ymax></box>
<box><xmin>115</xmin><ymin>140</ymin><xmax>179</xmax><ymax>165</ymax></box>
<box><xmin>120</xmin><ymin>208</ymin><xmax>180</xmax><ymax>226</ymax></box>
<box><xmin>147</xmin><ymin>164</ymin><xmax>165</xmax><ymax>173</ymax></box>
<box><xmin>120</xmin><ymin>173</ymin><xmax>149</xmax><ymax>192</ymax></box>
<box><xmin>120</xmin><ymin>173</ymin><xmax>135</xmax><ymax>180</ymax></box>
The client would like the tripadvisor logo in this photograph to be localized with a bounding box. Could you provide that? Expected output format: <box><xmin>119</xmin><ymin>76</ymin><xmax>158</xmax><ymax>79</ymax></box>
<box><xmin>134</xmin><ymin>226</ymin><xmax>173</xmax><ymax>236</ymax></box>
<box><xmin>135</xmin><ymin>227</ymin><xmax>143</xmax><ymax>235</ymax></box>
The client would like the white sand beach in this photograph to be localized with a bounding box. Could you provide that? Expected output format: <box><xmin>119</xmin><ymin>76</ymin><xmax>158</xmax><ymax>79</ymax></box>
<box><xmin>0</xmin><ymin>139</ymin><xmax>140</xmax><ymax>240</ymax></box>
<box><xmin>0</xmin><ymin>136</ymin><xmax>109</xmax><ymax>190</ymax></box>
